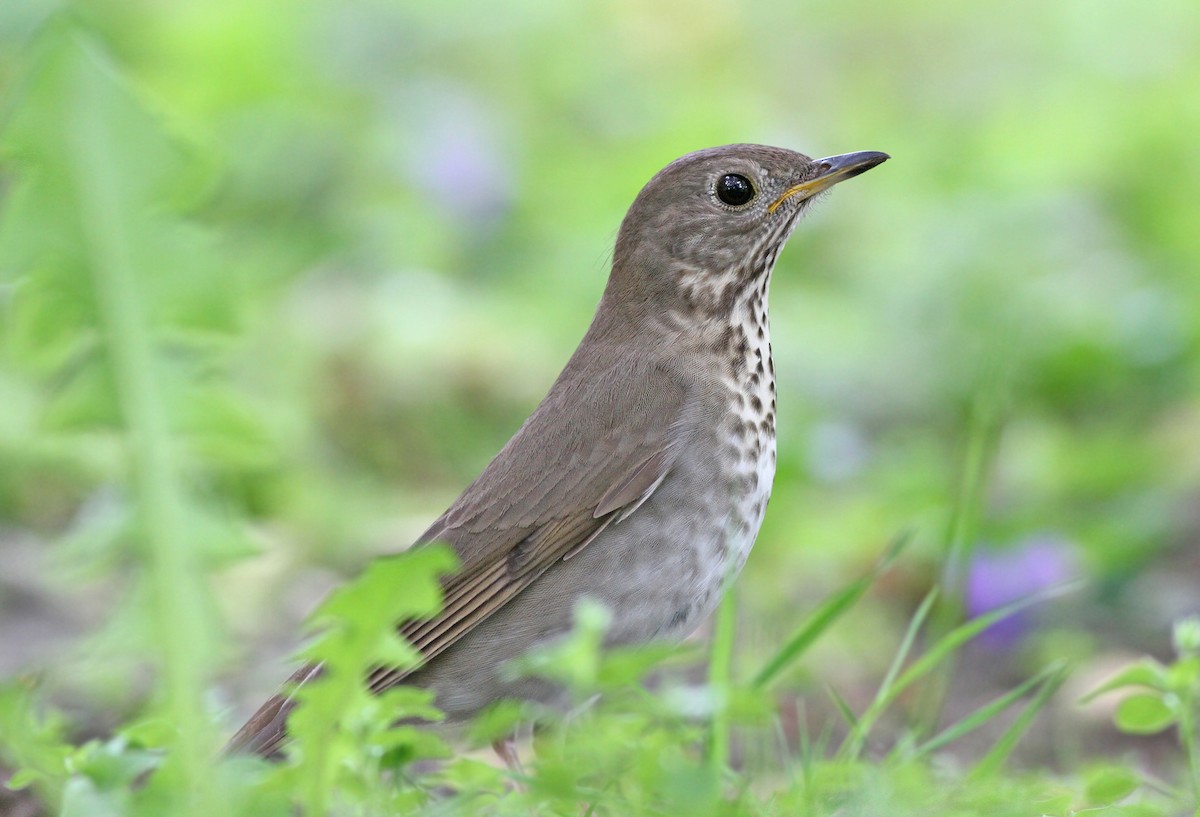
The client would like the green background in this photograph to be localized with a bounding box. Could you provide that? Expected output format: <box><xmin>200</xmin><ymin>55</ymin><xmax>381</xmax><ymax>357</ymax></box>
<box><xmin>1</xmin><ymin>0</ymin><xmax>1198</xmax><ymax>773</ymax></box>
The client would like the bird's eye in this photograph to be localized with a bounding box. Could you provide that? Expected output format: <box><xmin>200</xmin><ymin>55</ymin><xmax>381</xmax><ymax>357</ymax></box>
<box><xmin>715</xmin><ymin>173</ymin><xmax>755</xmax><ymax>206</ymax></box>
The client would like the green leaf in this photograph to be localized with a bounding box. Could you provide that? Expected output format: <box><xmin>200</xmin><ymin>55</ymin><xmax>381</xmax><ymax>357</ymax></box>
<box><xmin>117</xmin><ymin>718</ymin><xmax>179</xmax><ymax>750</ymax></box>
<box><xmin>597</xmin><ymin>642</ymin><xmax>690</xmax><ymax>689</ymax></box>
<box><xmin>0</xmin><ymin>679</ymin><xmax>72</xmax><ymax>798</ymax></box>
<box><xmin>284</xmin><ymin>544</ymin><xmax>457</xmax><ymax>816</ymax></box>
<box><xmin>1084</xmin><ymin>765</ymin><xmax>1141</xmax><ymax>805</ymax></box>
<box><xmin>1114</xmin><ymin>694</ymin><xmax>1176</xmax><ymax>735</ymax></box>
<box><xmin>59</xmin><ymin>776</ymin><xmax>125</xmax><ymax>817</ymax></box>
<box><xmin>467</xmin><ymin>699</ymin><xmax>529</xmax><ymax>746</ymax></box>
<box><xmin>1173</xmin><ymin>616</ymin><xmax>1200</xmax><ymax>658</ymax></box>
<box><xmin>1166</xmin><ymin>657</ymin><xmax>1200</xmax><ymax>693</ymax></box>
<box><xmin>307</xmin><ymin>545</ymin><xmax>457</xmax><ymax>637</ymax></box>
<box><xmin>1080</xmin><ymin>659</ymin><xmax>1169</xmax><ymax>703</ymax></box>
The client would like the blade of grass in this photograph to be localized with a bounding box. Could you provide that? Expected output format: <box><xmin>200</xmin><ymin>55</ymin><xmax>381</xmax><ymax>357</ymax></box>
<box><xmin>838</xmin><ymin>588</ymin><xmax>937</xmax><ymax>760</ymax></box>
<box><xmin>770</xmin><ymin>704</ymin><xmax>800</xmax><ymax>789</ymax></box>
<box><xmin>970</xmin><ymin>662</ymin><xmax>1071</xmax><ymax>779</ymax></box>
<box><xmin>917</xmin><ymin>383</ymin><xmax>1006</xmax><ymax>734</ymax></box>
<box><xmin>825</xmin><ymin>684</ymin><xmax>859</xmax><ymax>730</ymax></box>
<box><xmin>937</xmin><ymin>388</ymin><xmax>1003</xmax><ymax>622</ymax></box>
<box><xmin>839</xmin><ymin>580</ymin><xmax>1080</xmax><ymax>761</ymax></box>
<box><xmin>752</xmin><ymin>531</ymin><xmax>911</xmax><ymax>691</ymax></box>
<box><xmin>797</xmin><ymin>706</ymin><xmax>833</xmax><ymax>812</ymax></box>
<box><xmin>908</xmin><ymin>660</ymin><xmax>1068</xmax><ymax>761</ymax></box>
<box><xmin>876</xmin><ymin>590</ymin><xmax>939</xmax><ymax>710</ymax></box>
<box><xmin>893</xmin><ymin>581</ymin><xmax>1080</xmax><ymax>697</ymax></box>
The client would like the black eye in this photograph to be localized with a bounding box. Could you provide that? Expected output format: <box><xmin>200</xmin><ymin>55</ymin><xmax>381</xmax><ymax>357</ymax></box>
<box><xmin>715</xmin><ymin>173</ymin><xmax>755</xmax><ymax>206</ymax></box>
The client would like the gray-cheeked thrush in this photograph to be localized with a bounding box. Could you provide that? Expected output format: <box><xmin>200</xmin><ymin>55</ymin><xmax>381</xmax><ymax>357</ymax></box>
<box><xmin>228</xmin><ymin>143</ymin><xmax>889</xmax><ymax>758</ymax></box>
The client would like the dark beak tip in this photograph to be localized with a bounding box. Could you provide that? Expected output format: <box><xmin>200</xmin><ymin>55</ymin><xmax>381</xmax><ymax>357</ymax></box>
<box><xmin>809</xmin><ymin>150</ymin><xmax>890</xmax><ymax>185</ymax></box>
<box><xmin>853</xmin><ymin>151</ymin><xmax>890</xmax><ymax>177</ymax></box>
<box><xmin>817</xmin><ymin>150</ymin><xmax>891</xmax><ymax>174</ymax></box>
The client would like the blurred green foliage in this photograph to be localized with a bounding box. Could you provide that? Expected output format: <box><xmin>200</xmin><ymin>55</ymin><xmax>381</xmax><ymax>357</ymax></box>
<box><xmin>0</xmin><ymin>0</ymin><xmax>1198</xmax><ymax>813</ymax></box>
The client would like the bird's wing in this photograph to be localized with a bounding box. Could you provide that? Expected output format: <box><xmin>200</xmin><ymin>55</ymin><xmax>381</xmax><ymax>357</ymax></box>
<box><xmin>371</xmin><ymin>369</ymin><xmax>690</xmax><ymax>689</ymax></box>
<box><xmin>226</xmin><ymin>362</ymin><xmax>691</xmax><ymax>757</ymax></box>
<box><xmin>224</xmin><ymin>663</ymin><xmax>320</xmax><ymax>757</ymax></box>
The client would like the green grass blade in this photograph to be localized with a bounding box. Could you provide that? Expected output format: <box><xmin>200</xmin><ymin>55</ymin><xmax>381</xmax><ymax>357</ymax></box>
<box><xmin>797</xmin><ymin>707</ymin><xmax>834</xmax><ymax>794</ymax></box>
<box><xmin>825</xmin><ymin>684</ymin><xmax>860</xmax><ymax>730</ymax></box>
<box><xmin>892</xmin><ymin>581</ymin><xmax>1080</xmax><ymax>700</ymax></box>
<box><xmin>970</xmin><ymin>662</ymin><xmax>1071</xmax><ymax>779</ymax></box>
<box><xmin>915</xmin><ymin>386</ymin><xmax>1006</xmax><ymax>736</ymax></box>
<box><xmin>909</xmin><ymin>661</ymin><xmax>1068</xmax><ymax>760</ymax></box>
<box><xmin>936</xmin><ymin>388</ymin><xmax>1003</xmax><ymax>626</ymax></box>
<box><xmin>838</xmin><ymin>588</ymin><xmax>937</xmax><ymax>759</ymax></box>
<box><xmin>839</xmin><ymin>581</ymin><xmax>1080</xmax><ymax>761</ymax></box>
<box><xmin>877</xmin><ymin>589</ymin><xmax>939</xmax><ymax>708</ymax></box>
<box><xmin>752</xmin><ymin>531</ymin><xmax>911</xmax><ymax>691</ymax></box>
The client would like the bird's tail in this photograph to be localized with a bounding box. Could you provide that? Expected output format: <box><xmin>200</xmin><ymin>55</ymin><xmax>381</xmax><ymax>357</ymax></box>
<box><xmin>224</xmin><ymin>662</ymin><xmax>323</xmax><ymax>758</ymax></box>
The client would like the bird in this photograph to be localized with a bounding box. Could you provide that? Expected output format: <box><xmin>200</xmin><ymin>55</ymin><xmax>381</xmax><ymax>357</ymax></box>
<box><xmin>226</xmin><ymin>143</ymin><xmax>889</xmax><ymax>762</ymax></box>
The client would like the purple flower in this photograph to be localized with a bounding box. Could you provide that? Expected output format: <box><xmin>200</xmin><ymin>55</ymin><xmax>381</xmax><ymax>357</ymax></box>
<box><xmin>965</xmin><ymin>536</ymin><xmax>1079</xmax><ymax>648</ymax></box>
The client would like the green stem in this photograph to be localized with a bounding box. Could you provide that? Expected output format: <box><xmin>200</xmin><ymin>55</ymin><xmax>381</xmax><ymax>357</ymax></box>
<box><xmin>66</xmin><ymin>40</ymin><xmax>218</xmax><ymax>814</ymax></box>
<box><xmin>915</xmin><ymin>385</ymin><xmax>1003</xmax><ymax>735</ymax></box>
<box><xmin>938</xmin><ymin>389</ymin><xmax>999</xmax><ymax>626</ymax></box>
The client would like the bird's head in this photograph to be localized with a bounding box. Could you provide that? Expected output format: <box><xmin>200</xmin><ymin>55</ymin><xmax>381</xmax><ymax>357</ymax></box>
<box><xmin>606</xmin><ymin>144</ymin><xmax>888</xmax><ymax>322</ymax></box>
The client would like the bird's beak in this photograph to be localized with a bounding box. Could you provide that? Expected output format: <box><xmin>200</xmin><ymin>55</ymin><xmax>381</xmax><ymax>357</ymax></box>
<box><xmin>768</xmin><ymin>150</ymin><xmax>890</xmax><ymax>214</ymax></box>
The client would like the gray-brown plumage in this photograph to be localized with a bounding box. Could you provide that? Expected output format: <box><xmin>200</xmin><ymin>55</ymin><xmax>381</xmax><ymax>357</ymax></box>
<box><xmin>227</xmin><ymin>144</ymin><xmax>888</xmax><ymax>758</ymax></box>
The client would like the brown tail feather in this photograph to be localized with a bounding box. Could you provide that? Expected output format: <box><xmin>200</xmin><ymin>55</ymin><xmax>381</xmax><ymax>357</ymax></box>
<box><xmin>224</xmin><ymin>662</ymin><xmax>323</xmax><ymax>758</ymax></box>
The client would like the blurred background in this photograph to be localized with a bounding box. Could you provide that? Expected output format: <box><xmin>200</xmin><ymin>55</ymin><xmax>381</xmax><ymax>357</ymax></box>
<box><xmin>1</xmin><ymin>0</ymin><xmax>1198</xmax><ymax>773</ymax></box>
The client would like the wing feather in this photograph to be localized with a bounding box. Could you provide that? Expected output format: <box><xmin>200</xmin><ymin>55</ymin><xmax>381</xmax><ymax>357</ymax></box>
<box><xmin>228</xmin><ymin>357</ymin><xmax>691</xmax><ymax>756</ymax></box>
